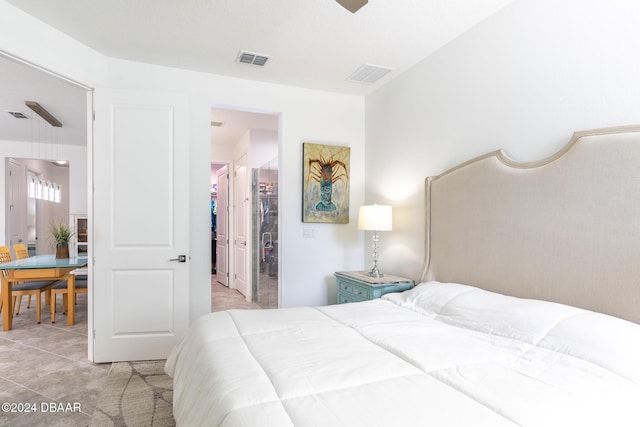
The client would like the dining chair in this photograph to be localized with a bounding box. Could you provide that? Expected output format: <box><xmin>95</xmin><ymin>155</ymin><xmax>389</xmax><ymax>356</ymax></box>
<box><xmin>50</xmin><ymin>272</ymin><xmax>88</xmax><ymax>323</ymax></box>
<box><xmin>12</xmin><ymin>243</ymin><xmax>34</xmax><ymax>310</ymax></box>
<box><xmin>0</xmin><ymin>246</ymin><xmax>11</xmax><ymax>314</ymax></box>
<box><xmin>0</xmin><ymin>246</ymin><xmax>11</xmax><ymax>263</ymax></box>
<box><xmin>13</xmin><ymin>243</ymin><xmax>28</xmax><ymax>259</ymax></box>
<box><xmin>6</xmin><ymin>244</ymin><xmax>55</xmax><ymax>324</ymax></box>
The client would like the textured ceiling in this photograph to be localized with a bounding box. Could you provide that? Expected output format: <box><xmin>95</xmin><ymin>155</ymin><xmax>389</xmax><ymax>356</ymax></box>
<box><xmin>5</xmin><ymin>0</ymin><xmax>514</xmax><ymax>96</ymax></box>
<box><xmin>1</xmin><ymin>0</ymin><xmax>515</xmax><ymax>146</ymax></box>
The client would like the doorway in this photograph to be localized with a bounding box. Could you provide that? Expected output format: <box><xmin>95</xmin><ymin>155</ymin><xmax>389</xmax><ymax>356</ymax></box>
<box><xmin>0</xmin><ymin>51</ymin><xmax>91</xmax><ymax>356</ymax></box>
<box><xmin>210</xmin><ymin>107</ymin><xmax>280</xmax><ymax>309</ymax></box>
<box><xmin>26</xmin><ymin>170</ymin><xmax>38</xmax><ymax>255</ymax></box>
<box><xmin>210</xmin><ymin>162</ymin><xmax>228</xmax><ymax>285</ymax></box>
<box><xmin>7</xmin><ymin>158</ymin><xmax>71</xmax><ymax>256</ymax></box>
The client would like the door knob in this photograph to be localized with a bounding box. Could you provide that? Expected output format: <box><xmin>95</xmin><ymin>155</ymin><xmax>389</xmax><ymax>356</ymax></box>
<box><xmin>169</xmin><ymin>255</ymin><xmax>187</xmax><ymax>262</ymax></box>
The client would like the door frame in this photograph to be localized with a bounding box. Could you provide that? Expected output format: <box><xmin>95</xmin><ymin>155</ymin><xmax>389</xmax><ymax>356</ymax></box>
<box><xmin>0</xmin><ymin>51</ymin><xmax>94</xmax><ymax>358</ymax></box>
<box><xmin>210</xmin><ymin>156</ymin><xmax>250</xmax><ymax>301</ymax></box>
<box><xmin>233</xmin><ymin>153</ymin><xmax>251</xmax><ymax>300</ymax></box>
<box><xmin>211</xmin><ymin>147</ymin><xmax>251</xmax><ymax>302</ymax></box>
<box><xmin>213</xmin><ymin>162</ymin><xmax>230</xmax><ymax>287</ymax></box>
<box><xmin>210</xmin><ymin>107</ymin><xmax>281</xmax><ymax>307</ymax></box>
<box><xmin>7</xmin><ymin>159</ymin><xmax>25</xmax><ymax>251</ymax></box>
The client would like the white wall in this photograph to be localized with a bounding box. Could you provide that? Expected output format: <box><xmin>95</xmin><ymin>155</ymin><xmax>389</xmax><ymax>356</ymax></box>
<box><xmin>0</xmin><ymin>140</ymin><xmax>87</xmax><ymax>249</ymax></box>
<box><xmin>0</xmin><ymin>0</ymin><xmax>365</xmax><ymax>323</ymax></box>
<box><xmin>250</xmin><ymin>129</ymin><xmax>278</xmax><ymax>169</ymax></box>
<box><xmin>107</xmin><ymin>58</ymin><xmax>366</xmax><ymax>310</ymax></box>
<box><xmin>365</xmin><ymin>0</ymin><xmax>640</xmax><ymax>281</ymax></box>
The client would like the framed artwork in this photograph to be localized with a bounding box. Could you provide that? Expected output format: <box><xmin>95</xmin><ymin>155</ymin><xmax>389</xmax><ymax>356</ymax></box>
<box><xmin>302</xmin><ymin>142</ymin><xmax>350</xmax><ymax>223</ymax></box>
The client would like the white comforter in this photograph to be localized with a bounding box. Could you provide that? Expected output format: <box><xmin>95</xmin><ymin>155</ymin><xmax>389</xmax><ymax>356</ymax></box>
<box><xmin>165</xmin><ymin>282</ymin><xmax>640</xmax><ymax>426</ymax></box>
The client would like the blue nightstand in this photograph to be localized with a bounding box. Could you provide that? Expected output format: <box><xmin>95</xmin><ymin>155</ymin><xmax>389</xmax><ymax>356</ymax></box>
<box><xmin>335</xmin><ymin>271</ymin><xmax>414</xmax><ymax>304</ymax></box>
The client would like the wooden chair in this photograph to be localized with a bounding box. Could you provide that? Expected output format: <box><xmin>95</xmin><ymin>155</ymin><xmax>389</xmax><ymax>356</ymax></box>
<box><xmin>50</xmin><ymin>272</ymin><xmax>87</xmax><ymax>323</ymax></box>
<box><xmin>12</xmin><ymin>243</ymin><xmax>33</xmax><ymax>310</ymax></box>
<box><xmin>13</xmin><ymin>243</ymin><xmax>28</xmax><ymax>259</ymax></box>
<box><xmin>0</xmin><ymin>246</ymin><xmax>11</xmax><ymax>313</ymax></box>
<box><xmin>0</xmin><ymin>246</ymin><xmax>11</xmax><ymax>261</ymax></box>
<box><xmin>6</xmin><ymin>244</ymin><xmax>54</xmax><ymax>324</ymax></box>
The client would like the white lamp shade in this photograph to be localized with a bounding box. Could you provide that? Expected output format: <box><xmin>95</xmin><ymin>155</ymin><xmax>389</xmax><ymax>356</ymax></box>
<box><xmin>358</xmin><ymin>205</ymin><xmax>392</xmax><ymax>231</ymax></box>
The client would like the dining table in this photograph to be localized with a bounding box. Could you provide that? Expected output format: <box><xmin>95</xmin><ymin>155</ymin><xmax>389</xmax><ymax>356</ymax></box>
<box><xmin>1</xmin><ymin>254</ymin><xmax>88</xmax><ymax>331</ymax></box>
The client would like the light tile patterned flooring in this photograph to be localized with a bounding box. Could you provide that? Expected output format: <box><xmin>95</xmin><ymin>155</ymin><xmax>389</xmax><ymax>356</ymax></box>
<box><xmin>254</xmin><ymin>271</ymin><xmax>279</xmax><ymax>309</ymax></box>
<box><xmin>0</xmin><ymin>277</ymin><xmax>260</xmax><ymax>426</ymax></box>
<box><xmin>211</xmin><ymin>277</ymin><xmax>261</xmax><ymax>312</ymax></box>
<box><xmin>0</xmin><ymin>292</ymin><xmax>106</xmax><ymax>426</ymax></box>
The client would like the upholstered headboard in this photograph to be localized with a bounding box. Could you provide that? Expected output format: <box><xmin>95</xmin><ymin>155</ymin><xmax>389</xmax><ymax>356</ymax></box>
<box><xmin>421</xmin><ymin>126</ymin><xmax>640</xmax><ymax>324</ymax></box>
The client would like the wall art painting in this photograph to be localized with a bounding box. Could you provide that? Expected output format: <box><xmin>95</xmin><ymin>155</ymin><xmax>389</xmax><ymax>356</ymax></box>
<box><xmin>302</xmin><ymin>142</ymin><xmax>350</xmax><ymax>223</ymax></box>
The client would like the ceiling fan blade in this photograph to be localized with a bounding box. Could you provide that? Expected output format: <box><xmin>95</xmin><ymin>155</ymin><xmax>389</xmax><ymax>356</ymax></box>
<box><xmin>336</xmin><ymin>0</ymin><xmax>368</xmax><ymax>13</ymax></box>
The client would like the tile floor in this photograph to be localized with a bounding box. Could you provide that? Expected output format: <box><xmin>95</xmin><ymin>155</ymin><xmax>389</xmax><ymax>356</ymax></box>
<box><xmin>211</xmin><ymin>277</ymin><xmax>261</xmax><ymax>311</ymax></box>
<box><xmin>0</xmin><ymin>292</ymin><xmax>106</xmax><ymax>426</ymax></box>
<box><xmin>254</xmin><ymin>270</ymin><xmax>279</xmax><ymax>309</ymax></box>
<box><xmin>0</xmin><ymin>276</ymin><xmax>260</xmax><ymax>426</ymax></box>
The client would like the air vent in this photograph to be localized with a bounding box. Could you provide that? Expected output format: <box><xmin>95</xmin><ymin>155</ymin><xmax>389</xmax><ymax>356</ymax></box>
<box><xmin>8</xmin><ymin>111</ymin><xmax>28</xmax><ymax>119</ymax></box>
<box><xmin>211</xmin><ymin>121</ymin><xmax>225</xmax><ymax>127</ymax></box>
<box><xmin>237</xmin><ymin>50</ymin><xmax>270</xmax><ymax>67</ymax></box>
<box><xmin>347</xmin><ymin>64</ymin><xmax>393</xmax><ymax>84</ymax></box>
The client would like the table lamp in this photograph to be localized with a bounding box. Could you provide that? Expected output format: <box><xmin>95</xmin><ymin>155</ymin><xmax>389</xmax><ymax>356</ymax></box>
<box><xmin>358</xmin><ymin>204</ymin><xmax>392</xmax><ymax>277</ymax></box>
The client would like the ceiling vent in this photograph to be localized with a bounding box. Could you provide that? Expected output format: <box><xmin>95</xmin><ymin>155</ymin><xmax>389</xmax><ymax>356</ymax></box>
<box><xmin>347</xmin><ymin>64</ymin><xmax>394</xmax><ymax>84</ymax></box>
<box><xmin>237</xmin><ymin>50</ymin><xmax>270</xmax><ymax>67</ymax></box>
<box><xmin>8</xmin><ymin>111</ymin><xmax>28</xmax><ymax>119</ymax></box>
<box><xmin>211</xmin><ymin>121</ymin><xmax>225</xmax><ymax>127</ymax></box>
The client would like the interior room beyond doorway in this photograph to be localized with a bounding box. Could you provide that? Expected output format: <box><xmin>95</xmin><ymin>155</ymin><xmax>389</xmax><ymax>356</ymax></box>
<box><xmin>210</xmin><ymin>107</ymin><xmax>280</xmax><ymax>310</ymax></box>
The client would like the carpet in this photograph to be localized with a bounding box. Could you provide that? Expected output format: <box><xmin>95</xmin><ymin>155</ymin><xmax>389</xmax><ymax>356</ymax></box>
<box><xmin>90</xmin><ymin>360</ymin><xmax>175</xmax><ymax>427</ymax></box>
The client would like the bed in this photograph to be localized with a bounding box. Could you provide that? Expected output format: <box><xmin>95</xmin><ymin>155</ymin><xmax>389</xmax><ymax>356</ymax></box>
<box><xmin>165</xmin><ymin>126</ymin><xmax>640</xmax><ymax>426</ymax></box>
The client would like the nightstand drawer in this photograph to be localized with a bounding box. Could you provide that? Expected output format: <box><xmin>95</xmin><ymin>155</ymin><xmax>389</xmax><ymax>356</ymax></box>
<box><xmin>338</xmin><ymin>280</ymin><xmax>372</xmax><ymax>299</ymax></box>
<box><xmin>338</xmin><ymin>292</ymin><xmax>363</xmax><ymax>304</ymax></box>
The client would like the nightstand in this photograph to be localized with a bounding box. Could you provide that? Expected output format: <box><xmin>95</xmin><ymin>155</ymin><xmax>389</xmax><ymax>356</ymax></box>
<box><xmin>335</xmin><ymin>271</ymin><xmax>414</xmax><ymax>304</ymax></box>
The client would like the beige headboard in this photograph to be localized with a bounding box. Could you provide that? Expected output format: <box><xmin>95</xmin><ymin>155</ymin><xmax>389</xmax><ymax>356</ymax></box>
<box><xmin>421</xmin><ymin>126</ymin><xmax>640</xmax><ymax>324</ymax></box>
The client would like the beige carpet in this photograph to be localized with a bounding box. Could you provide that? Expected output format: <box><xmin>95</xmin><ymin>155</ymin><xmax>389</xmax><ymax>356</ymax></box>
<box><xmin>89</xmin><ymin>361</ymin><xmax>175</xmax><ymax>427</ymax></box>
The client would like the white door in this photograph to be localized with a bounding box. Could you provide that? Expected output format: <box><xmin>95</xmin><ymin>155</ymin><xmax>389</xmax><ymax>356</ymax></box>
<box><xmin>93</xmin><ymin>88</ymin><xmax>190</xmax><ymax>363</ymax></box>
<box><xmin>216</xmin><ymin>165</ymin><xmax>229</xmax><ymax>286</ymax></box>
<box><xmin>7</xmin><ymin>160</ymin><xmax>25</xmax><ymax>250</ymax></box>
<box><xmin>234</xmin><ymin>155</ymin><xmax>250</xmax><ymax>299</ymax></box>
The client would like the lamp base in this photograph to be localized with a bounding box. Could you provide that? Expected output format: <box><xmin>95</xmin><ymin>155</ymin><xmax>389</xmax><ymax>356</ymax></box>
<box><xmin>367</xmin><ymin>268</ymin><xmax>384</xmax><ymax>278</ymax></box>
<box><xmin>367</xmin><ymin>230</ymin><xmax>384</xmax><ymax>278</ymax></box>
